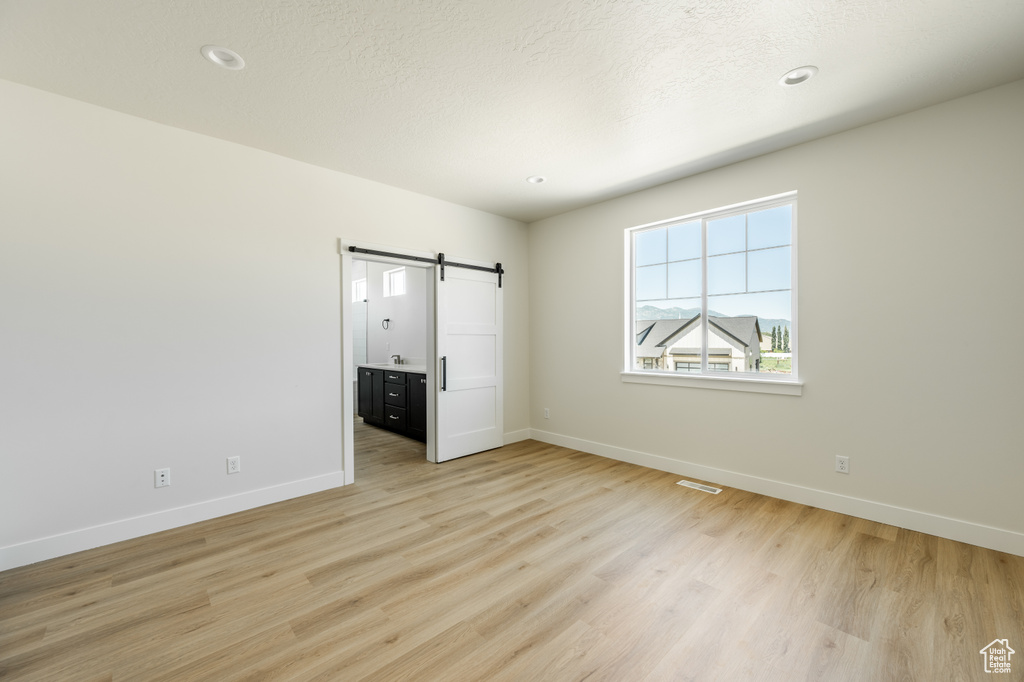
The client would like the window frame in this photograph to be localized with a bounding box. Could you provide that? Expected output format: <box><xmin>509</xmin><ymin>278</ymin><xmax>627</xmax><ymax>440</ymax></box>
<box><xmin>622</xmin><ymin>191</ymin><xmax>802</xmax><ymax>396</ymax></box>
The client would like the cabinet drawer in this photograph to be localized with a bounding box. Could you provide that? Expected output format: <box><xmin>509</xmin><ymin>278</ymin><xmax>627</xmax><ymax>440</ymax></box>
<box><xmin>384</xmin><ymin>383</ymin><xmax>406</xmax><ymax>406</ymax></box>
<box><xmin>384</xmin><ymin>370</ymin><xmax>406</xmax><ymax>385</ymax></box>
<box><xmin>384</xmin><ymin>405</ymin><xmax>406</xmax><ymax>431</ymax></box>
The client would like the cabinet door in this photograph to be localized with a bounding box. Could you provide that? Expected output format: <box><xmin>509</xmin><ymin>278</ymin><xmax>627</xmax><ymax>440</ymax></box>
<box><xmin>357</xmin><ymin>368</ymin><xmax>384</xmax><ymax>425</ymax></box>
<box><xmin>357</xmin><ymin>369</ymin><xmax>373</xmax><ymax>421</ymax></box>
<box><xmin>371</xmin><ymin>369</ymin><xmax>384</xmax><ymax>422</ymax></box>
<box><xmin>407</xmin><ymin>373</ymin><xmax>427</xmax><ymax>442</ymax></box>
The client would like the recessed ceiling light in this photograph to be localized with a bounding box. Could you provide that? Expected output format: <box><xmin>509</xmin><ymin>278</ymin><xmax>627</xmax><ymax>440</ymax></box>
<box><xmin>526</xmin><ymin>176</ymin><xmax>546</xmax><ymax>184</ymax></box>
<box><xmin>779</xmin><ymin>65</ymin><xmax>818</xmax><ymax>87</ymax></box>
<box><xmin>201</xmin><ymin>45</ymin><xmax>245</xmax><ymax>71</ymax></box>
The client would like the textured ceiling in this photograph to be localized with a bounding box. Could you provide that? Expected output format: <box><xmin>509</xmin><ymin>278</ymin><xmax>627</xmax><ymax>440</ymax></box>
<box><xmin>2</xmin><ymin>0</ymin><xmax>1023</xmax><ymax>222</ymax></box>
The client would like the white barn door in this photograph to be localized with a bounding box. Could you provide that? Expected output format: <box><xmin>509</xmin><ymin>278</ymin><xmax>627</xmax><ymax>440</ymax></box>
<box><xmin>434</xmin><ymin>265</ymin><xmax>503</xmax><ymax>462</ymax></box>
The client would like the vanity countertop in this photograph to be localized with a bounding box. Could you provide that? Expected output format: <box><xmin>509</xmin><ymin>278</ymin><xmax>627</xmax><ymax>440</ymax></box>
<box><xmin>358</xmin><ymin>362</ymin><xmax>428</xmax><ymax>374</ymax></box>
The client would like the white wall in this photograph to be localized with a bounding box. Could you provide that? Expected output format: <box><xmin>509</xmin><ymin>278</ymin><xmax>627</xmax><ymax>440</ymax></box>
<box><xmin>365</xmin><ymin>261</ymin><xmax>428</xmax><ymax>365</ymax></box>
<box><xmin>528</xmin><ymin>79</ymin><xmax>1024</xmax><ymax>555</ymax></box>
<box><xmin>0</xmin><ymin>79</ymin><xmax>529</xmax><ymax>569</ymax></box>
<box><xmin>352</xmin><ymin>259</ymin><xmax>367</xmax><ymax>373</ymax></box>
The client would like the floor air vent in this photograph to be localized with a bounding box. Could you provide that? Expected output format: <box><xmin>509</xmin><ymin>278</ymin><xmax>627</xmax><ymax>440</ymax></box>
<box><xmin>676</xmin><ymin>479</ymin><xmax>722</xmax><ymax>494</ymax></box>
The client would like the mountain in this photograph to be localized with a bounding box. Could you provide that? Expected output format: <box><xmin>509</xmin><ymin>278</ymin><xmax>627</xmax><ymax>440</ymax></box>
<box><xmin>636</xmin><ymin>305</ymin><xmax>790</xmax><ymax>332</ymax></box>
<box><xmin>754</xmin><ymin>318</ymin><xmax>792</xmax><ymax>334</ymax></box>
<box><xmin>636</xmin><ymin>305</ymin><xmax>702</xmax><ymax>320</ymax></box>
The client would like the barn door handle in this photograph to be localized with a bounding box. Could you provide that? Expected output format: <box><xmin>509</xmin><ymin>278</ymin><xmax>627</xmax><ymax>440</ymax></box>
<box><xmin>441</xmin><ymin>356</ymin><xmax>447</xmax><ymax>392</ymax></box>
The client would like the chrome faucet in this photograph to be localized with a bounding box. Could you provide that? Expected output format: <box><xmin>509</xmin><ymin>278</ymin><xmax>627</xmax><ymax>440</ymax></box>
<box><xmin>390</xmin><ymin>354</ymin><xmax>401</xmax><ymax>365</ymax></box>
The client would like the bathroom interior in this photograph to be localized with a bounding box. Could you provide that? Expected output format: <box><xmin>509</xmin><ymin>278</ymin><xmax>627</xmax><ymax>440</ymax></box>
<box><xmin>351</xmin><ymin>259</ymin><xmax>430</xmax><ymax>447</ymax></box>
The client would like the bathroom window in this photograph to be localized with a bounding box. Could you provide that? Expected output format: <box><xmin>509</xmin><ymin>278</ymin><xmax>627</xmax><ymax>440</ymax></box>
<box><xmin>383</xmin><ymin>267</ymin><xmax>406</xmax><ymax>297</ymax></box>
<box><xmin>352</xmin><ymin>278</ymin><xmax>367</xmax><ymax>302</ymax></box>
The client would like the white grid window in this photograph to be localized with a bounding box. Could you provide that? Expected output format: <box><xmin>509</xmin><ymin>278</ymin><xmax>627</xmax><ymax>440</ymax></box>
<box><xmin>383</xmin><ymin>267</ymin><xmax>406</xmax><ymax>297</ymax></box>
<box><xmin>628</xmin><ymin>193</ymin><xmax>797</xmax><ymax>382</ymax></box>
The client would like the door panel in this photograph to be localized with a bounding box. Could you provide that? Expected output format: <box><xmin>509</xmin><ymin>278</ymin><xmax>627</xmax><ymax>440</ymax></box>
<box><xmin>447</xmin><ymin>278</ymin><xmax>497</xmax><ymax>325</ymax></box>
<box><xmin>446</xmin><ymin>386</ymin><xmax>497</xmax><ymax>432</ymax></box>
<box><xmin>436</xmin><ymin>266</ymin><xmax>503</xmax><ymax>462</ymax></box>
<box><xmin>447</xmin><ymin>334</ymin><xmax>496</xmax><ymax>379</ymax></box>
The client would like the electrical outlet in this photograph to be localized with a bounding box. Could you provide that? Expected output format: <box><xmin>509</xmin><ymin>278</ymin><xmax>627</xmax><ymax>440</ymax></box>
<box><xmin>543</xmin><ymin>408</ymin><xmax>550</xmax><ymax>419</ymax></box>
<box><xmin>154</xmin><ymin>468</ymin><xmax>171</xmax><ymax>487</ymax></box>
<box><xmin>227</xmin><ymin>456</ymin><xmax>241</xmax><ymax>474</ymax></box>
<box><xmin>835</xmin><ymin>455</ymin><xmax>850</xmax><ymax>474</ymax></box>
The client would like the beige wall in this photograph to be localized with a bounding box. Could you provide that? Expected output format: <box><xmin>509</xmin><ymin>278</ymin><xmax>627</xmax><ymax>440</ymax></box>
<box><xmin>528</xmin><ymin>80</ymin><xmax>1024</xmax><ymax>551</ymax></box>
<box><xmin>0</xmin><ymin>79</ymin><xmax>528</xmax><ymax>568</ymax></box>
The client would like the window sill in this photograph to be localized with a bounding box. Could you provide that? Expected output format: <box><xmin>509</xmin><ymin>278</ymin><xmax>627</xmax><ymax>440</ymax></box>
<box><xmin>620</xmin><ymin>371</ymin><xmax>803</xmax><ymax>396</ymax></box>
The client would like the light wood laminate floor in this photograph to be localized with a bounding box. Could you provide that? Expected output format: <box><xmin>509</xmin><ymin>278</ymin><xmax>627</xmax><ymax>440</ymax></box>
<box><xmin>2</xmin><ymin>421</ymin><xmax>1022</xmax><ymax>681</ymax></box>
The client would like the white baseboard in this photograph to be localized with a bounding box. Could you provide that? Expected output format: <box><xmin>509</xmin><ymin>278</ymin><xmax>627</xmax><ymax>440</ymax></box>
<box><xmin>504</xmin><ymin>428</ymin><xmax>532</xmax><ymax>445</ymax></box>
<box><xmin>529</xmin><ymin>429</ymin><xmax>1024</xmax><ymax>558</ymax></box>
<box><xmin>9</xmin><ymin>432</ymin><xmax>1020</xmax><ymax>570</ymax></box>
<box><xmin>0</xmin><ymin>471</ymin><xmax>347</xmax><ymax>571</ymax></box>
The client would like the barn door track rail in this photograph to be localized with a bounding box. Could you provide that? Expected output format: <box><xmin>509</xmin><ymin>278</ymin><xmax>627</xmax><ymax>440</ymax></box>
<box><xmin>348</xmin><ymin>246</ymin><xmax>503</xmax><ymax>287</ymax></box>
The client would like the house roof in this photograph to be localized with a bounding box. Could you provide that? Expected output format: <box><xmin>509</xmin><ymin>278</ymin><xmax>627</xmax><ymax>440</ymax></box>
<box><xmin>709</xmin><ymin>315</ymin><xmax>763</xmax><ymax>347</ymax></box>
<box><xmin>635</xmin><ymin>320</ymin><xmax>691</xmax><ymax>358</ymax></box>
<box><xmin>636</xmin><ymin>314</ymin><xmax>763</xmax><ymax>357</ymax></box>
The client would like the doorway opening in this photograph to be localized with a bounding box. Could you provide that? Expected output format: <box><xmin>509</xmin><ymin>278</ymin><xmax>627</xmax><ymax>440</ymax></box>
<box><xmin>344</xmin><ymin>252</ymin><xmax>435</xmax><ymax>482</ymax></box>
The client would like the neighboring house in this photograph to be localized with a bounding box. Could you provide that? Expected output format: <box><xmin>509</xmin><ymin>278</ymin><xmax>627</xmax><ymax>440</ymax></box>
<box><xmin>636</xmin><ymin>314</ymin><xmax>763</xmax><ymax>373</ymax></box>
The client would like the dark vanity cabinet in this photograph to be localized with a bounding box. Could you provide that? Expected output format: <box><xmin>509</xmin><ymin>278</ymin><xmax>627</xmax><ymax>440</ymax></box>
<box><xmin>358</xmin><ymin>367</ymin><xmax>427</xmax><ymax>442</ymax></box>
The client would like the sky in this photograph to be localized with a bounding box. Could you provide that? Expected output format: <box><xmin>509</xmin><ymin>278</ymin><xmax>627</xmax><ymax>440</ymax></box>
<box><xmin>634</xmin><ymin>205</ymin><xmax>792</xmax><ymax>321</ymax></box>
